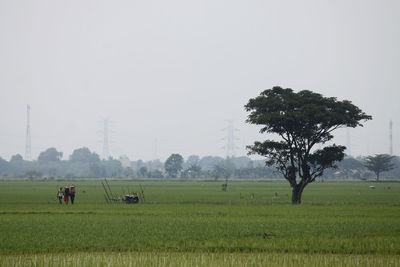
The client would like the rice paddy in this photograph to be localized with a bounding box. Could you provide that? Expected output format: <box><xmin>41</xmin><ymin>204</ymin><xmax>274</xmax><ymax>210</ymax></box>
<box><xmin>0</xmin><ymin>179</ymin><xmax>399</xmax><ymax>266</ymax></box>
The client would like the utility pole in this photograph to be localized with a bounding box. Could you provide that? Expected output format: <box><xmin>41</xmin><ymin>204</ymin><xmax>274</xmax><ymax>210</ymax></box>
<box><xmin>222</xmin><ymin>120</ymin><xmax>239</xmax><ymax>158</ymax></box>
<box><xmin>25</xmin><ymin>105</ymin><xmax>32</xmax><ymax>161</ymax></box>
<box><xmin>389</xmin><ymin>120</ymin><xmax>393</xmax><ymax>155</ymax></box>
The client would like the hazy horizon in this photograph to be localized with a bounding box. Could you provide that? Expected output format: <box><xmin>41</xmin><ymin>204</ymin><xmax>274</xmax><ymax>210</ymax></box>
<box><xmin>1</xmin><ymin>0</ymin><xmax>399</xmax><ymax>161</ymax></box>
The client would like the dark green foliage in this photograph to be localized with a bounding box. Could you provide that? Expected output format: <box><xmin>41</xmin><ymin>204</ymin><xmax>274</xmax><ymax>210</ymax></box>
<box><xmin>364</xmin><ymin>154</ymin><xmax>395</xmax><ymax>181</ymax></box>
<box><xmin>165</xmin><ymin>154</ymin><xmax>184</xmax><ymax>178</ymax></box>
<box><xmin>245</xmin><ymin>86</ymin><xmax>372</xmax><ymax>204</ymax></box>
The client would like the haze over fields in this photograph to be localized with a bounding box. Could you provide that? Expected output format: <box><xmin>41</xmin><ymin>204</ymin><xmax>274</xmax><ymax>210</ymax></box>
<box><xmin>0</xmin><ymin>0</ymin><xmax>399</xmax><ymax>161</ymax></box>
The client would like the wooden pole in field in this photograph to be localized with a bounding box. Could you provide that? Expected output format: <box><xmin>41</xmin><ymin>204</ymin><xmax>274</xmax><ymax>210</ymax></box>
<box><xmin>104</xmin><ymin>194</ymin><xmax>110</xmax><ymax>204</ymax></box>
<box><xmin>101</xmin><ymin>181</ymin><xmax>111</xmax><ymax>203</ymax></box>
<box><xmin>139</xmin><ymin>184</ymin><xmax>145</xmax><ymax>203</ymax></box>
<box><xmin>105</xmin><ymin>178</ymin><xmax>114</xmax><ymax>199</ymax></box>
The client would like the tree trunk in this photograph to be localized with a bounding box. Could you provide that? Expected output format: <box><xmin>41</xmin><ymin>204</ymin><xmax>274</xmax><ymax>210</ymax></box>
<box><xmin>376</xmin><ymin>171</ymin><xmax>380</xmax><ymax>182</ymax></box>
<box><xmin>291</xmin><ymin>184</ymin><xmax>305</xmax><ymax>205</ymax></box>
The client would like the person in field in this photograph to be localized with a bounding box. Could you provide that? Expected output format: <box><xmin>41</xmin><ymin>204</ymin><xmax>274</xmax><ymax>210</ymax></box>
<box><xmin>57</xmin><ymin>187</ymin><xmax>63</xmax><ymax>204</ymax></box>
<box><xmin>64</xmin><ymin>186</ymin><xmax>70</xmax><ymax>205</ymax></box>
<box><xmin>70</xmin><ymin>185</ymin><xmax>76</xmax><ymax>204</ymax></box>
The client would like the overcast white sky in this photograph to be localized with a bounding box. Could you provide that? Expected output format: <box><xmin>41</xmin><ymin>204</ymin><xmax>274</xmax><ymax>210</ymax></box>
<box><xmin>0</xmin><ymin>0</ymin><xmax>399</xmax><ymax>161</ymax></box>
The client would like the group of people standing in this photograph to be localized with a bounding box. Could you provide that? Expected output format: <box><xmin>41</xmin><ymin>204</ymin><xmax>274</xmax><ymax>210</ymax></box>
<box><xmin>57</xmin><ymin>185</ymin><xmax>76</xmax><ymax>205</ymax></box>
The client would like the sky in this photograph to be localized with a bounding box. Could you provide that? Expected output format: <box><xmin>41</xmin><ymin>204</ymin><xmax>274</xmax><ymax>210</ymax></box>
<box><xmin>0</xmin><ymin>0</ymin><xmax>399</xmax><ymax>161</ymax></box>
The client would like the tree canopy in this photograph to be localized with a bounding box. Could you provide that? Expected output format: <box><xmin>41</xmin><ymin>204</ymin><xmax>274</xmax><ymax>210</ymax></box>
<box><xmin>164</xmin><ymin>153</ymin><xmax>184</xmax><ymax>178</ymax></box>
<box><xmin>70</xmin><ymin>147</ymin><xmax>100</xmax><ymax>163</ymax></box>
<box><xmin>364</xmin><ymin>154</ymin><xmax>395</xmax><ymax>181</ymax></box>
<box><xmin>38</xmin><ymin>147</ymin><xmax>63</xmax><ymax>162</ymax></box>
<box><xmin>245</xmin><ymin>86</ymin><xmax>372</xmax><ymax>204</ymax></box>
<box><xmin>10</xmin><ymin>154</ymin><xmax>24</xmax><ymax>163</ymax></box>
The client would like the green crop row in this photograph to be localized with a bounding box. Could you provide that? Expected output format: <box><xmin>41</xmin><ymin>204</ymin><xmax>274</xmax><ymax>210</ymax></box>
<box><xmin>1</xmin><ymin>180</ymin><xmax>399</xmax><ymax>206</ymax></box>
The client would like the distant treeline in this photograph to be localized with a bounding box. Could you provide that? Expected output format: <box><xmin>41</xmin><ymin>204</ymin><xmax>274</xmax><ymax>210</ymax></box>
<box><xmin>0</xmin><ymin>147</ymin><xmax>400</xmax><ymax>180</ymax></box>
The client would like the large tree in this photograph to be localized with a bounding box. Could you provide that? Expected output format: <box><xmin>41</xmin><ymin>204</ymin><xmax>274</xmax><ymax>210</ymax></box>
<box><xmin>38</xmin><ymin>147</ymin><xmax>63</xmax><ymax>162</ymax></box>
<box><xmin>10</xmin><ymin>154</ymin><xmax>24</xmax><ymax>163</ymax></box>
<box><xmin>164</xmin><ymin>153</ymin><xmax>184</xmax><ymax>178</ymax></box>
<box><xmin>70</xmin><ymin>147</ymin><xmax>100</xmax><ymax>163</ymax></box>
<box><xmin>364</xmin><ymin>154</ymin><xmax>395</xmax><ymax>181</ymax></box>
<box><xmin>245</xmin><ymin>86</ymin><xmax>371</xmax><ymax>204</ymax></box>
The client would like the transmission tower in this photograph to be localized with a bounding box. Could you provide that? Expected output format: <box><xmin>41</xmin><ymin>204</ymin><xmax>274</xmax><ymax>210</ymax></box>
<box><xmin>102</xmin><ymin>119</ymin><xmax>110</xmax><ymax>159</ymax></box>
<box><xmin>25</xmin><ymin>105</ymin><xmax>32</xmax><ymax>161</ymax></box>
<box><xmin>222</xmin><ymin>120</ymin><xmax>239</xmax><ymax>158</ymax></box>
<box><xmin>390</xmin><ymin>120</ymin><xmax>393</xmax><ymax>155</ymax></box>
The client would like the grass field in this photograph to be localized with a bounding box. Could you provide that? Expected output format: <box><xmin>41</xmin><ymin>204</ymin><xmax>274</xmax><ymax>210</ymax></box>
<box><xmin>0</xmin><ymin>179</ymin><xmax>399</xmax><ymax>266</ymax></box>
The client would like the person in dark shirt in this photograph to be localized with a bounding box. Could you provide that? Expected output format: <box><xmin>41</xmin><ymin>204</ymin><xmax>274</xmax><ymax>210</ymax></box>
<box><xmin>64</xmin><ymin>186</ymin><xmax>70</xmax><ymax>205</ymax></box>
<box><xmin>70</xmin><ymin>185</ymin><xmax>76</xmax><ymax>204</ymax></box>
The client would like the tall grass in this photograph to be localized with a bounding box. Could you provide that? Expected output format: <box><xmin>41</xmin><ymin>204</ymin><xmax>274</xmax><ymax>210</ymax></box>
<box><xmin>1</xmin><ymin>252</ymin><xmax>399</xmax><ymax>267</ymax></box>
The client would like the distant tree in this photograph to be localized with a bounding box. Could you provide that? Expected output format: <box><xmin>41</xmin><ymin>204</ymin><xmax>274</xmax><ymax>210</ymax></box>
<box><xmin>10</xmin><ymin>154</ymin><xmax>24</xmax><ymax>163</ymax></box>
<box><xmin>64</xmin><ymin>173</ymin><xmax>76</xmax><ymax>178</ymax></box>
<box><xmin>101</xmin><ymin>158</ymin><xmax>123</xmax><ymax>177</ymax></box>
<box><xmin>24</xmin><ymin>170</ymin><xmax>42</xmax><ymax>179</ymax></box>
<box><xmin>231</xmin><ymin>156</ymin><xmax>252</xmax><ymax>168</ymax></box>
<box><xmin>150</xmin><ymin>169</ymin><xmax>164</xmax><ymax>178</ymax></box>
<box><xmin>70</xmin><ymin>147</ymin><xmax>100</xmax><ymax>163</ymax></box>
<box><xmin>213</xmin><ymin>158</ymin><xmax>235</xmax><ymax>179</ymax></box>
<box><xmin>123</xmin><ymin>167</ymin><xmax>134</xmax><ymax>178</ymax></box>
<box><xmin>0</xmin><ymin>157</ymin><xmax>10</xmax><ymax>177</ymax></box>
<box><xmin>9</xmin><ymin>154</ymin><xmax>26</xmax><ymax>176</ymax></box>
<box><xmin>389</xmin><ymin>156</ymin><xmax>400</xmax><ymax>178</ymax></box>
<box><xmin>338</xmin><ymin>157</ymin><xmax>364</xmax><ymax>179</ymax></box>
<box><xmin>38</xmin><ymin>147</ymin><xmax>63</xmax><ymax>162</ymax></box>
<box><xmin>186</xmin><ymin>155</ymin><xmax>200</xmax><ymax>167</ymax></box>
<box><xmin>138</xmin><ymin>166</ymin><xmax>149</xmax><ymax>178</ymax></box>
<box><xmin>165</xmin><ymin>153</ymin><xmax>184</xmax><ymax>178</ymax></box>
<box><xmin>245</xmin><ymin>86</ymin><xmax>371</xmax><ymax>204</ymax></box>
<box><xmin>198</xmin><ymin>156</ymin><xmax>224</xmax><ymax>171</ymax></box>
<box><xmin>182</xmin><ymin>164</ymin><xmax>202</xmax><ymax>178</ymax></box>
<box><xmin>87</xmin><ymin>163</ymin><xmax>104</xmax><ymax>178</ymax></box>
<box><xmin>148</xmin><ymin>159</ymin><xmax>164</xmax><ymax>170</ymax></box>
<box><xmin>364</xmin><ymin>154</ymin><xmax>395</xmax><ymax>181</ymax></box>
<box><xmin>136</xmin><ymin>160</ymin><xmax>144</xmax><ymax>168</ymax></box>
<box><xmin>213</xmin><ymin>164</ymin><xmax>226</xmax><ymax>179</ymax></box>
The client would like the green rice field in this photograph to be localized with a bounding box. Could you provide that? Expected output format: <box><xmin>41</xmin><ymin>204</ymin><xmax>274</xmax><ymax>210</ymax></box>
<box><xmin>0</xmin><ymin>179</ymin><xmax>399</xmax><ymax>266</ymax></box>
